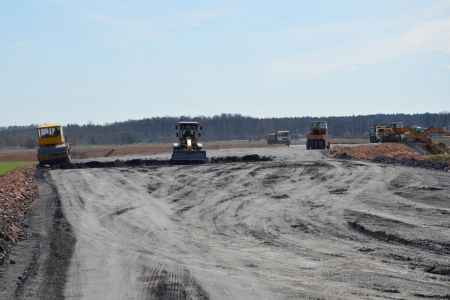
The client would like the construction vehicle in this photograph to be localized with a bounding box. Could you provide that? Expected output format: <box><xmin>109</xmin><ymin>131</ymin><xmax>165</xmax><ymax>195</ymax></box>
<box><xmin>380</xmin><ymin>123</ymin><xmax>450</xmax><ymax>154</ymax></box>
<box><xmin>266</xmin><ymin>131</ymin><xmax>291</xmax><ymax>146</ymax></box>
<box><xmin>306</xmin><ymin>121</ymin><xmax>330</xmax><ymax>150</ymax></box>
<box><xmin>369</xmin><ymin>125</ymin><xmax>378</xmax><ymax>143</ymax></box>
<box><xmin>378</xmin><ymin>122</ymin><xmax>405</xmax><ymax>143</ymax></box>
<box><xmin>369</xmin><ymin>124</ymin><xmax>389</xmax><ymax>143</ymax></box>
<box><xmin>171</xmin><ymin>121</ymin><xmax>208</xmax><ymax>163</ymax></box>
<box><xmin>36</xmin><ymin>124</ymin><xmax>71</xmax><ymax>165</ymax></box>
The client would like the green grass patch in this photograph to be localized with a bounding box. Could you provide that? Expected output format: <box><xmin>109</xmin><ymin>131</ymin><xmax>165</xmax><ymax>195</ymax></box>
<box><xmin>0</xmin><ymin>161</ymin><xmax>36</xmax><ymax>176</ymax></box>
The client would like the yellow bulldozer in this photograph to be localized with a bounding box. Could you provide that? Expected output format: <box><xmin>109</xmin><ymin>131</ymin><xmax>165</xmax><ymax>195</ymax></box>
<box><xmin>36</xmin><ymin>124</ymin><xmax>71</xmax><ymax>165</ymax></box>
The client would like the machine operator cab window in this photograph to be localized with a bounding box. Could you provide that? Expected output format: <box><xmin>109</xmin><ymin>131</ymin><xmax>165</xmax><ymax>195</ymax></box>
<box><xmin>312</xmin><ymin>122</ymin><xmax>327</xmax><ymax>129</ymax></box>
<box><xmin>392</xmin><ymin>122</ymin><xmax>404</xmax><ymax>129</ymax></box>
<box><xmin>180</xmin><ymin>124</ymin><xmax>197</xmax><ymax>139</ymax></box>
<box><xmin>38</xmin><ymin>126</ymin><xmax>62</xmax><ymax>138</ymax></box>
<box><xmin>310</xmin><ymin>121</ymin><xmax>327</xmax><ymax>135</ymax></box>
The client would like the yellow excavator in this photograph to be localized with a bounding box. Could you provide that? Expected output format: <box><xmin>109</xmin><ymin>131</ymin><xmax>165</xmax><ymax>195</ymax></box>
<box><xmin>36</xmin><ymin>124</ymin><xmax>71</xmax><ymax>165</ymax></box>
<box><xmin>379</xmin><ymin>122</ymin><xmax>450</xmax><ymax>154</ymax></box>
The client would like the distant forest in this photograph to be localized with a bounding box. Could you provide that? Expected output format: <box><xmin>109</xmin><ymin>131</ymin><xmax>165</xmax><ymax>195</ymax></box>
<box><xmin>1</xmin><ymin>113</ymin><xmax>449</xmax><ymax>148</ymax></box>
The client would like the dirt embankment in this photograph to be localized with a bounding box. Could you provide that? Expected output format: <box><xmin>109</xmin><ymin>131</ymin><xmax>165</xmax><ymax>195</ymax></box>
<box><xmin>72</xmin><ymin>142</ymin><xmax>280</xmax><ymax>159</ymax></box>
<box><xmin>50</xmin><ymin>154</ymin><xmax>273</xmax><ymax>170</ymax></box>
<box><xmin>0</xmin><ymin>141</ymin><xmax>283</xmax><ymax>162</ymax></box>
<box><xmin>330</xmin><ymin>144</ymin><xmax>450</xmax><ymax>171</ymax></box>
<box><xmin>0</xmin><ymin>167</ymin><xmax>37</xmax><ymax>265</ymax></box>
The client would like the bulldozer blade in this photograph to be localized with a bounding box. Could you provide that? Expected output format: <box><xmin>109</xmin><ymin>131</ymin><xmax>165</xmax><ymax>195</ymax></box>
<box><xmin>171</xmin><ymin>150</ymin><xmax>208</xmax><ymax>164</ymax></box>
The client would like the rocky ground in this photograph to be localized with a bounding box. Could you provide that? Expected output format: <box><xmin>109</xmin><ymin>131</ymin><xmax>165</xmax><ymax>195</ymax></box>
<box><xmin>0</xmin><ymin>167</ymin><xmax>37</xmax><ymax>265</ymax></box>
<box><xmin>330</xmin><ymin>143</ymin><xmax>450</xmax><ymax>171</ymax></box>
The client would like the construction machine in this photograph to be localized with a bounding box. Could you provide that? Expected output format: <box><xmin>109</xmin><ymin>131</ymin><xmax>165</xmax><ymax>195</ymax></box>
<box><xmin>171</xmin><ymin>121</ymin><xmax>208</xmax><ymax>163</ymax></box>
<box><xmin>36</xmin><ymin>124</ymin><xmax>71</xmax><ymax>165</ymax></box>
<box><xmin>306</xmin><ymin>121</ymin><xmax>330</xmax><ymax>150</ymax></box>
<box><xmin>378</xmin><ymin>122</ymin><xmax>405</xmax><ymax>143</ymax></box>
<box><xmin>369</xmin><ymin>124</ymin><xmax>390</xmax><ymax>143</ymax></box>
<box><xmin>266</xmin><ymin>131</ymin><xmax>291</xmax><ymax>146</ymax></box>
<box><xmin>369</xmin><ymin>125</ymin><xmax>378</xmax><ymax>143</ymax></box>
<box><xmin>389</xmin><ymin>126</ymin><xmax>450</xmax><ymax>154</ymax></box>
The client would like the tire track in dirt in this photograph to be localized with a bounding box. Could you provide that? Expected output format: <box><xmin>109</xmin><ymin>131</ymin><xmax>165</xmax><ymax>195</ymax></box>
<box><xmin>49</xmin><ymin>147</ymin><xmax>450</xmax><ymax>299</ymax></box>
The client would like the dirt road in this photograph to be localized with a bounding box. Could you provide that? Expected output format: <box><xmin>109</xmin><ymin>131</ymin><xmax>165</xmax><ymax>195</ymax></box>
<box><xmin>3</xmin><ymin>146</ymin><xmax>450</xmax><ymax>299</ymax></box>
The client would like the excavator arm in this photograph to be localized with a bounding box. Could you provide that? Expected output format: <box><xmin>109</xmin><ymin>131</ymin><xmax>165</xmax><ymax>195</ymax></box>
<box><xmin>422</xmin><ymin>129</ymin><xmax>450</xmax><ymax>137</ymax></box>
<box><xmin>394</xmin><ymin>127</ymin><xmax>450</xmax><ymax>154</ymax></box>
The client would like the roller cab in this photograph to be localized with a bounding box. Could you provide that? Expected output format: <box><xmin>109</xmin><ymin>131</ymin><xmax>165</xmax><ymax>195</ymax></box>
<box><xmin>36</xmin><ymin>124</ymin><xmax>71</xmax><ymax>165</ymax></box>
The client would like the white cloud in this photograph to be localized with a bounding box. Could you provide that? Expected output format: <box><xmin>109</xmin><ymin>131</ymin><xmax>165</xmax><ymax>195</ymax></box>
<box><xmin>268</xmin><ymin>16</ymin><xmax>450</xmax><ymax>77</ymax></box>
<box><xmin>7</xmin><ymin>41</ymin><xmax>32</xmax><ymax>49</ymax></box>
<box><xmin>170</xmin><ymin>10</ymin><xmax>223</xmax><ymax>25</ymax></box>
<box><xmin>403</xmin><ymin>18</ymin><xmax>450</xmax><ymax>53</ymax></box>
<box><xmin>81</xmin><ymin>12</ymin><xmax>123</xmax><ymax>30</ymax></box>
<box><xmin>283</xmin><ymin>22</ymin><xmax>352</xmax><ymax>37</ymax></box>
<box><xmin>77</xmin><ymin>11</ymin><xmax>170</xmax><ymax>56</ymax></box>
<box><xmin>423</xmin><ymin>0</ymin><xmax>450</xmax><ymax>18</ymax></box>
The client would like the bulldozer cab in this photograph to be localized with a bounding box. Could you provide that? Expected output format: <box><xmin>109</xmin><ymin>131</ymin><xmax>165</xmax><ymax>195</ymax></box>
<box><xmin>37</xmin><ymin>124</ymin><xmax>65</xmax><ymax>147</ymax></box>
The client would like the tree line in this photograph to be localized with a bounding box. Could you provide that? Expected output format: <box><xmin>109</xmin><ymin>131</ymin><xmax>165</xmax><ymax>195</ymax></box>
<box><xmin>0</xmin><ymin>112</ymin><xmax>449</xmax><ymax>148</ymax></box>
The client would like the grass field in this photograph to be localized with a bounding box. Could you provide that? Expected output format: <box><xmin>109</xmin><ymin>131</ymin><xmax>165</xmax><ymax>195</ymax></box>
<box><xmin>0</xmin><ymin>161</ymin><xmax>36</xmax><ymax>176</ymax></box>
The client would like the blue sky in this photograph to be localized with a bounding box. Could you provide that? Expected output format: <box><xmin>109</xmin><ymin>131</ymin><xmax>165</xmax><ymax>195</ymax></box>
<box><xmin>1</xmin><ymin>0</ymin><xmax>449</xmax><ymax>126</ymax></box>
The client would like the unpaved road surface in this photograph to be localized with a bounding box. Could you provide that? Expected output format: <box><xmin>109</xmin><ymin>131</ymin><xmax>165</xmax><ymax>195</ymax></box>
<box><xmin>3</xmin><ymin>146</ymin><xmax>450</xmax><ymax>299</ymax></box>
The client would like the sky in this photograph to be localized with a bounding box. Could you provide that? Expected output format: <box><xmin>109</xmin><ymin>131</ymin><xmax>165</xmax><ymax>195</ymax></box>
<box><xmin>1</xmin><ymin>0</ymin><xmax>450</xmax><ymax>126</ymax></box>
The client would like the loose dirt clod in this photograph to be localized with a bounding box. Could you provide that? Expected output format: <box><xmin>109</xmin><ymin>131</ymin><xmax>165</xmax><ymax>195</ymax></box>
<box><xmin>210</xmin><ymin>154</ymin><xmax>272</xmax><ymax>163</ymax></box>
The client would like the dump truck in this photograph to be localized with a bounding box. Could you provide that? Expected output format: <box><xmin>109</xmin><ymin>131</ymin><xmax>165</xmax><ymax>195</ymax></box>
<box><xmin>369</xmin><ymin>124</ymin><xmax>389</xmax><ymax>143</ymax></box>
<box><xmin>36</xmin><ymin>123</ymin><xmax>71</xmax><ymax>165</ymax></box>
<box><xmin>171</xmin><ymin>121</ymin><xmax>208</xmax><ymax>163</ymax></box>
<box><xmin>266</xmin><ymin>131</ymin><xmax>291</xmax><ymax>146</ymax></box>
<box><xmin>306</xmin><ymin>121</ymin><xmax>330</xmax><ymax>150</ymax></box>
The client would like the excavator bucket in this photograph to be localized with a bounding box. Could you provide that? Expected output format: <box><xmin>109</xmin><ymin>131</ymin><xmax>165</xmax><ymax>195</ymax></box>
<box><xmin>171</xmin><ymin>150</ymin><xmax>208</xmax><ymax>164</ymax></box>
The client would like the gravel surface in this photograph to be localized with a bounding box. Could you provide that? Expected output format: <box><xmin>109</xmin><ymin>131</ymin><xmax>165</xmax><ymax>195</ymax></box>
<box><xmin>1</xmin><ymin>146</ymin><xmax>450</xmax><ymax>299</ymax></box>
